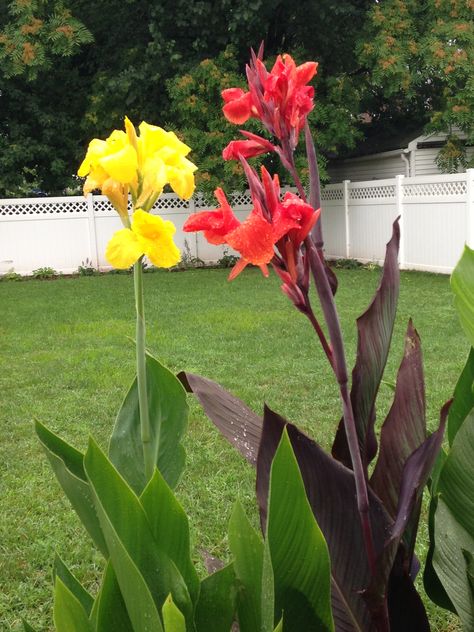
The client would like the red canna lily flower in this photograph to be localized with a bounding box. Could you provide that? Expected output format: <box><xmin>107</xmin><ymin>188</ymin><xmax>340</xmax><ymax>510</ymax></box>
<box><xmin>183</xmin><ymin>188</ymin><xmax>240</xmax><ymax>245</ymax></box>
<box><xmin>222</xmin><ymin>51</ymin><xmax>318</xmax><ymax>149</ymax></box>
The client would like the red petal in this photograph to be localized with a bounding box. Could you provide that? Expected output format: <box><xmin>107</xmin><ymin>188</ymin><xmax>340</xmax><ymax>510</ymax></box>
<box><xmin>183</xmin><ymin>188</ymin><xmax>240</xmax><ymax>244</ymax></box>
<box><xmin>222</xmin><ymin>140</ymin><xmax>269</xmax><ymax>161</ymax></box>
<box><xmin>228</xmin><ymin>258</ymin><xmax>248</xmax><ymax>281</ymax></box>
<box><xmin>226</xmin><ymin>209</ymin><xmax>275</xmax><ymax>265</ymax></box>
<box><xmin>222</xmin><ymin>92</ymin><xmax>253</xmax><ymax>124</ymax></box>
<box><xmin>295</xmin><ymin>61</ymin><xmax>318</xmax><ymax>86</ymax></box>
<box><xmin>221</xmin><ymin>88</ymin><xmax>246</xmax><ymax>103</ymax></box>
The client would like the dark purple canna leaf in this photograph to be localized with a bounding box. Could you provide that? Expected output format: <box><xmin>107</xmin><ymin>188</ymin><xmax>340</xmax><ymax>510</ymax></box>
<box><xmin>177</xmin><ymin>372</ymin><xmax>262</xmax><ymax>464</ymax></box>
<box><xmin>371</xmin><ymin>319</ymin><xmax>426</xmax><ymax>562</ymax></box>
<box><xmin>385</xmin><ymin>553</ymin><xmax>431</xmax><ymax>632</ymax></box>
<box><xmin>257</xmin><ymin>405</ymin><xmax>391</xmax><ymax>632</ymax></box>
<box><xmin>332</xmin><ymin>219</ymin><xmax>400</xmax><ymax>470</ymax></box>
<box><xmin>367</xmin><ymin>401</ymin><xmax>451</xmax><ymax>607</ymax></box>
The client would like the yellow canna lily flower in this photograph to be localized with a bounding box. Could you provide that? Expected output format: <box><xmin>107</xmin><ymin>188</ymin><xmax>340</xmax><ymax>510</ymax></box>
<box><xmin>106</xmin><ymin>209</ymin><xmax>181</xmax><ymax>269</ymax></box>
<box><xmin>78</xmin><ymin>117</ymin><xmax>197</xmax><ymax>218</ymax></box>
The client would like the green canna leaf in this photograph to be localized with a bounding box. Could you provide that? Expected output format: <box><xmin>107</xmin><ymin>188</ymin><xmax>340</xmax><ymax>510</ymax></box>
<box><xmin>140</xmin><ymin>468</ymin><xmax>200</xmax><ymax>606</ymax></box>
<box><xmin>432</xmin><ymin>499</ymin><xmax>474</xmax><ymax>630</ymax></box>
<box><xmin>109</xmin><ymin>353</ymin><xmax>188</xmax><ymax>494</ymax></box>
<box><xmin>447</xmin><ymin>347</ymin><xmax>474</xmax><ymax>446</ymax></box>
<box><xmin>451</xmin><ymin>245</ymin><xmax>474</xmax><ymax>349</ymax></box>
<box><xmin>228</xmin><ymin>501</ymin><xmax>264</xmax><ymax>632</ymax></box>
<box><xmin>53</xmin><ymin>554</ymin><xmax>94</xmax><ymax>616</ymax></box>
<box><xmin>91</xmin><ymin>562</ymin><xmax>134</xmax><ymax>632</ymax></box>
<box><xmin>53</xmin><ymin>577</ymin><xmax>94</xmax><ymax>632</ymax></box>
<box><xmin>162</xmin><ymin>594</ymin><xmax>186</xmax><ymax>632</ymax></box>
<box><xmin>266</xmin><ymin>428</ymin><xmax>334</xmax><ymax>632</ymax></box>
<box><xmin>35</xmin><ymin>421</ymin><xmax>108</xmax><ymax>556</ymax></box>
<box><xmin>84</xmin><ymin>438</ymin><xmax>193</xmax><ymax>631</ymax></box>
<box><xmin>195</xmin><ymin>563</ymin><xmax>237</xmax><ymax>632</ymax></box>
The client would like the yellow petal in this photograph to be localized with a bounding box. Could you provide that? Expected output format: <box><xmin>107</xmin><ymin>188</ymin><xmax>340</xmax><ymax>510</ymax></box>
<box><xmin>102</xmin><ymin>178</ymin><xmax>129</xmax><ymax>221</ymax></box>
<box><xmin>78</xmin><ymin>139</ymin><xmax>108</xmax><ymax>176</ymax></box>
<box><xmin>139</xmin><ymin>122</ymin><xmax>191</xmax><ymax>158</ymax></box>
<box><xmin>132</xmin><ymin>209</ymin><xmax>181</xmax><ymax>268</ymax></box>
<box><xmin>105</xmin><ymin>228</ymin><xmax>143</xmax><ymax>269</ymax></box>
<box><xmin>142</xmin><ymin>155</ymin><xmax>168</xmax><ymax>194</ymax></box>
<box><xmin>83</xmin><ymin>166</ymin><xmax>108</xmax><ymax>195</ymax></box>
<box><xmin>99</xmin><ymin>145</ymin><xmax>138</xmax><ymax>183</ymax></box>
<box><xmin>166</xmin><ymin>165</ymin><xmax>195</xmax><ymax>200</ymax></box>
<box><xmin>124</xmin><ymin>116</ymin><xmax>138</xmax><ymax>151</ymax></box>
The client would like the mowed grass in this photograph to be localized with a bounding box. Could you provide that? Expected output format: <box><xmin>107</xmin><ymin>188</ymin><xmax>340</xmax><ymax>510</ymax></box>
<box><xmin>0</xmin><ymin>267</ymin><xmax>466</xmax><ymax>631</ymax></box>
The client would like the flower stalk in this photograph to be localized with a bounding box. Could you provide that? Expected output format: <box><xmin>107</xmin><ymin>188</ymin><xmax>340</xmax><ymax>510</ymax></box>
<box><xmin>134</xmin><ymin>257</ymin><xmax>155</xmax><ymax>482</ymax></box>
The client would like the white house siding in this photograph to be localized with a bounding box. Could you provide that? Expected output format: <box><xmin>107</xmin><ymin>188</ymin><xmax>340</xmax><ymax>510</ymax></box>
<box><xmin>415</xmin><ymin>147</ymin><xmax>474</xmax><ymax>176</ymax></box>
<box><xmin>328</xmin><ymin>153</ymin><xmax>405</xmax><ymax>183</ymax></box>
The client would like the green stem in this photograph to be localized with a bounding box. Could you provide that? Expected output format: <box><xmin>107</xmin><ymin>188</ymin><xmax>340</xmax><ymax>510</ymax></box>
<box><xmin>134</xmin><ymin>258</ymin><xmax>154</xmax><ymax>481</ymax></box>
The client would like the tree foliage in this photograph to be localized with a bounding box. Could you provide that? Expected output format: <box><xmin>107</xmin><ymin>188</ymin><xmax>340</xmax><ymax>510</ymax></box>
<box><xmin>0</xmin><ymin>0</ymin><xmax>471</xmax><ymax>196</ymax></box>
<box><xmin>0</xmin><ymin>0</ymin><xmax>93</xmax><ymax>79</ymax></box>
<box><xmin>358</xmin><ymin>0</ymin><xmax>474</xmax><ymax>170</ymax></box>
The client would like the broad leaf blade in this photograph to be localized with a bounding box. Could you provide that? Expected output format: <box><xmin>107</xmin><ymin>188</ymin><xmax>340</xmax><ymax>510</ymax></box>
<box><xmin>448</xmin><ymin>347</ymin><xmax>474</xmax><ymax>446</ymax></box>
<box><xmin>451</xmin><ymin>244</ymin><xmax>474</xmax><ymax>348</ymax></box>
<box><xmin>162</xmin><ymin>595</ymin><xmax>186</xmax><ymax>632</ymax></box>
<box><xmin>371</xmin><ymin>319</ymin><xmax>426</xmax><ymax>570</ymax></box>
<box><xmin>332</xmin><ymin>219</ymin><xmax>400</xmax><ymax>468</ymax></box>
<box><xmin>266</xmin><ymin>429</ymin><xmax>334</xmax><ymax>632</ymax></box>
<box><xmin>53</xmin><ymin>554</ymin><xmax>94</xmax><ymax>616</ymax></box>
<box><xmin>433</xmin><ymin>499</ymin><xmax>474</xmax><ymax>630</ymax></box>
<box><xmin>194</xmin><ymin>563</ymin><xmax>237</xmax><ymax>632</ymax></box>
<box><xmin>438</xmin><ymin>409</ymin><xmax>474</xmax><ymax>540</ymax></box>
<box><xmin>178</xmin><ymin>371</ymin><xmax>262</xmax><ymax>464</ymax></box>
<box><xmin>228</xmin><ymin>501</ymin><xmax>264</xmax><ymax>632</ymax></box>
<box><xmin>368</xmin><ymin>401</ymin><xmax>449</xmax><ymax>609</ymax></box>
<box><xmin>53</xmin><ymin>577</ymin><xmax>94</xmax><ymax>632</ymax></box>
<box><xmin>261</xmin><ymin>538</ymin><xmax>275</xmax><ymax>632</ymax></box>
<box><xmin>35</xmin><ymin>421</ymin><xmax>108</xmax><ymax>556</ymax></box>
<box><xmin>423</xmin><ymin>493</ymin><xmax>456</xmax><ymax>612</ymax></box>
<box><xmin>371</xmin><ymin>319</ymin><xmax>426</xmax><ymax>521</ymax></box>
<box><xmin>140</xmin><ymin>469</ymin><xmax>200</xmax><ymax>606</ymax></box>
<box><xmin>91</xmin><ymin>562</ymin><xmax>134</xmax><ymax>632</ymax></box>
<box><xmin>84</xmin><ymin>438</ymin><xmax>192</xmax><ymax>630</ymax></box>
<box><xmin>22</xmin><ymin>622</ymin><xmax>38</xmax><ymax>632</ymax></box>
<box><xmin>109</xmin><ymin>353</ymin><xmax>188</xmax><ymax>494</ymax></box>
<box><xmin>257</xmin><ymin>407</ymin><xmax>389</xmax><ymax>631</ymax></box>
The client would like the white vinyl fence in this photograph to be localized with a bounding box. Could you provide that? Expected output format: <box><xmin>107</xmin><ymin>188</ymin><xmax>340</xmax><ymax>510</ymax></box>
<box><xmin>1</xmin><ymin>170</ymin><xmax>473</xmax><ymax>276</ymax></box>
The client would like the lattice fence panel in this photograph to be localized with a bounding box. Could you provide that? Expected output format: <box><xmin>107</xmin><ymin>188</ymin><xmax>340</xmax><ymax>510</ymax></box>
<box><xmin>230</xmin><ymin>191</ymin><xmax>253</xmax><ymax>207</ymax></box>
<box><xmin>152</xmin><ymin>194</ymin><xmax>189</xmax><ymax>211</ymax></box>
<box><xmin>321</xmin><ymin>187</ymin><xmax>344</xmax><ymax>201</ymax></box>
<box><xmin>0</xmin><ymin>198</ymin><xmax>88</xmax><ymax>216</ymax></box>
<box><xmin>349</xmin><ymin>185</ymin><xmax>395</xmax><ymax>200</ymax></box>
<box><xmin>403</xmin><ymin>181</ymin><xmax>467</xmax><ymax>197</ymax></box>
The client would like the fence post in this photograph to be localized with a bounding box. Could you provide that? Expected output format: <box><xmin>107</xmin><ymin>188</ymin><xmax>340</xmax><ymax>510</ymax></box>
<box><xmin>395</xmin><ymin>175</ymin><xmax>405</xmax><ymax>269</ymax></box>
<box><xmin>188</xmin><ymin>195</ymin><xmax>198</xmax><ymax>260</ymax></box>
<box><xmin>467</xmin><ymin>169</ymin><xmax>474</xmax><ymax>248</ymax></box>
<box><xmin>343</xmin><ymin>180</ymin><xmax>350</xmax><ymax>258</ymax></box>
<box><xmin>86</xmin><ymin>194</ymin><xmax>99</xmax><ymax>269</ymax></box>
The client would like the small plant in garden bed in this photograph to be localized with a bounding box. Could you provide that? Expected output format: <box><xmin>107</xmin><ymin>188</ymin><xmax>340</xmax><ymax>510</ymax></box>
<box><xmin>0</xmin><ymin>270</ymin><xmax>22</xmax><ymax>281</ymax></box>
<box><xmin>77</xmin><ymin>258</ymin><xmax>97</xmax><ymax>276</ymax></box>
<box><xmin>31</xmin><ymin>266</ymin><xmax>59</xmax><ymax>279</ymax></box>
<box><xmin>217</xmin><ymin>248</ymin><xmax>239</xmax><ymax>269</ymax></box>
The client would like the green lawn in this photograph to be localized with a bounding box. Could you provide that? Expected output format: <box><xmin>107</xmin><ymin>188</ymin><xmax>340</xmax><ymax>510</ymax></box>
<box><xmin>0</xmin><ymin>267</ymin><xmax>465</xmax><ymax>631</ymax></box>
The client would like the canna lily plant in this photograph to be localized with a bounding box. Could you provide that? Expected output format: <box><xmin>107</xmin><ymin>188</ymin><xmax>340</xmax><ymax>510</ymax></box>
<box><xmin>29</xmin><ymin>116</ymin><xmax>336</xmax><ymax>632</ymax></box>
<box><xmin>180</xmin><ymin>46</ymin><xmax>457</xmax><ymax>631</ymax></box>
